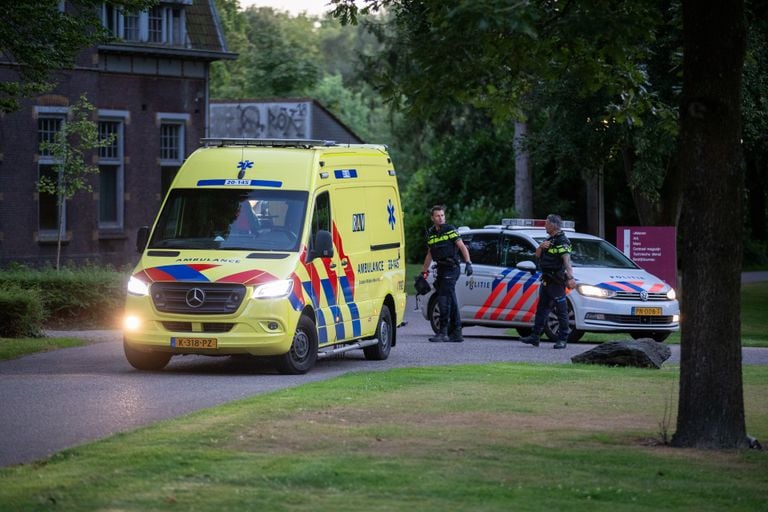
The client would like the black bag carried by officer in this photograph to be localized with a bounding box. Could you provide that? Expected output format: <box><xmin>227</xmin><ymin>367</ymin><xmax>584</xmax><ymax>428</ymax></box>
<box><xmin>414</xmin><ymin>274</ymin><xmax>431</xmax><ymax>295</ymax></box>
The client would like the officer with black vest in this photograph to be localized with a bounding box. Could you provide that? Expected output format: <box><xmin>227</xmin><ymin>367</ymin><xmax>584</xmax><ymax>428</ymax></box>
<box><xmin>520</xmin><ymin>214</ymin><xmax>577</xmax><ymax>349</ymax></box>
<box><xmin>421</xmin><ymin>205</ymin><xmax>473</xmax><ymax>342</ymax></box>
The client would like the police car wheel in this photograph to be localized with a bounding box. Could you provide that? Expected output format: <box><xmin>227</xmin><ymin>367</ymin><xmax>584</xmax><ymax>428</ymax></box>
<box><xmin>427</xmin><ymin>295</ymin><xmax>441</xmax><ymax>334</ymax></box>
<box><xmin>364</xmin><ymin>305</ymin><xmax>393</xmax><ymax>360</ymax></box>
<box><xmin>543</xmin><ymin>301</ymin><xmax>583</xmax><ymax>342</ymax></box>
<box><xmin>123</xmin><ymin>340</ymin><xmax>172</xmax><ymax>371</ymax></box>
<box><xmin>274</xmin><ymin>315</ymin><xmax>318</xmax><ymax>374</ymax></box>
<box><xmin>630</xmin><ymin>331</ymin><xmax>671</xmax><ymax>343</ymax></box>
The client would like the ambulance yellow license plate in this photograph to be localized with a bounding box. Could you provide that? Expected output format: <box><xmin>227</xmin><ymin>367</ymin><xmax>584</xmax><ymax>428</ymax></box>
<box><xmin>632</xmin><ymin>307</ymin><xmax>662</xmax><ymax>316</ymax></box>
<box><xmin>171</xmin><ymin>337</ymin><xmax>218</xmax><ymax>349</ymax></box>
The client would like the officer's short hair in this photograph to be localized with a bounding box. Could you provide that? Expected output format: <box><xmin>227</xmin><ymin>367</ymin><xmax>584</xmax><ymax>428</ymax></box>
<box><xmin>431</xmin><ymin>205</ymin><xmax>446</xmax><ymax>215</ymax></box>
<box><xmin>546</xmin><ymin>214</ymin><xmax>563</xmax><ymax>229</ymax></box>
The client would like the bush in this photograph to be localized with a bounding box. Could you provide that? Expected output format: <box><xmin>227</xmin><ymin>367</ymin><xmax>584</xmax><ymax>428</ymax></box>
<box><xmin>0</xmin><ymin>265</ymin><xmax>127</xmax><ymax>328</ymax></box>
<box><xmin>0</xmin><ymin>285</ymin><xmax>45</xmax><ymax>337</ymax></box>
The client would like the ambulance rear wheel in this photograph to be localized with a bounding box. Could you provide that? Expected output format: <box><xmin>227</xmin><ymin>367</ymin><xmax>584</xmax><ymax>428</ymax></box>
<box><xmin>123</xmin><ymin>341</ymin><xmax>171</xmax><ymax>371</ymax></box>
<box><xmin>274</xmin><ymin>316</ymin><xmax>318</xmax><ymax>374</ymax></box>
<box><xmin>427</xmin><ymin>295</ymin><xmax>441</xmax><ymax>334</ymax></box>
<box><xmin>544</xmin><ymin>301</ymin><xmax>583</xmax><ymax>342</ymax></box>
<box><xmin>364</xmin><ymin>305</ymin><xmax>393</xmax><ymax>360</ymax></box>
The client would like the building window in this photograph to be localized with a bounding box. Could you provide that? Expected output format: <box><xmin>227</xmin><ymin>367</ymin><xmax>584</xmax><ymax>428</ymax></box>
<box><xmin>36</xmin><ymin>109</ymin><xmax>68</xmax><ymax>236</ymax></box>
<box><xmin>38</xmin><ymin>116</ymin><xmax>63</xmax><ymax>157</ymax></box>
<box><xmin>160</xmin><ymin>122</ymin><xmax>184</xmax><ymax>162</ymax></box>
<box><xmin>102</xmin><ymin>4</ymin><xmax>187</xmax><ymax>46</ymax></box>
<box><xmin>98</xmin><ymin>113</ymin><xmax>127</xmax><ymax>230</ymax></box>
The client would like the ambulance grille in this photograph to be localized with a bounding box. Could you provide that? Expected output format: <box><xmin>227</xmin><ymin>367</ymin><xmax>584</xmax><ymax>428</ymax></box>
<box><xmin>161</xmin><ymin>322</ymin><xmax>235</xmax><ymax>333</ymax></box>
<box><xmin>613</xmin><ymin>291</ymin><xmax>670</xmax><ymax>301</ymax></box>
<box><xmin>151</xmin><ymin>283</ymin><xmax>245</xmax><ymax>314</ymax></box>
<box><xmin>603</xmin><ymin>314</ymin><xmax>674</xmax><ymax>325</ymax></box>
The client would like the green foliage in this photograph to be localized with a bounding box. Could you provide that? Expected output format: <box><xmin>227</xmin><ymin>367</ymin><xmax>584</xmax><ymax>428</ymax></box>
<box><xmin>0</xmin><ymin>266</ymin><xmax>126</xmax><ymax>328</ymax></box>
<box><xmin>0</xmin><ymin>0</ymin><xmax>157</xmax><ymax>112</ymax></box>
<box><xmin>0</xmin><ymin>286</ymin><xmax>45</xmax><ymax>338</ymax></box>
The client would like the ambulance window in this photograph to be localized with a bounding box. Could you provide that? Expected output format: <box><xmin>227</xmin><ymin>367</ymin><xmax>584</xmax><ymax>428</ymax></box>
<box><xmin>462</xmin><ymin>233</ymin><xmax>500</xmax><ymax>266</ymax></box>
<box><xmin>311</xmin><ymin>191</ymin><xmax>331</xmax><ymax>244</ymax></box>
<box><xmin>501</xmin><ymin>235</ymin><xmax>536</xmax><ymax>267</ymax></box>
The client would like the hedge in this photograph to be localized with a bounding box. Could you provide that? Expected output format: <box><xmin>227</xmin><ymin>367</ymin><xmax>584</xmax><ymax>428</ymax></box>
<box><xmin>0</xmin><ymin>285</ymin><xmax>45</xmax><ymax>337</ymax></box>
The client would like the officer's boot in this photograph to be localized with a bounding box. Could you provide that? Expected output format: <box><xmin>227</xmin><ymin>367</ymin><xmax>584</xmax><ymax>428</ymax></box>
<box><xmin>448</xmin><ymin>328</ymin><xmax>464</xmax><ymax>343</ymax></box>
<box><xmin>429</xmin><ymin>328</ymin><xmax>449</xmax><ymax>343</ymax></box>
<box><xmin>519</xmin><ymin>332</ymin><xmax>540</xmax><ymax>347</ymax></box>
<box><xmin>553</xmin><ymin>338</ymin><xmax>567</xmax><ymax>349</ymax></box>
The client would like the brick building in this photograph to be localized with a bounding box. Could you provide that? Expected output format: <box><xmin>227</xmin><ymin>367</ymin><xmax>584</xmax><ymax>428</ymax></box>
<box><xmin>0</xmin><ymin>1</ymin><xmax>235</xmax><ymax>268</ymax></box>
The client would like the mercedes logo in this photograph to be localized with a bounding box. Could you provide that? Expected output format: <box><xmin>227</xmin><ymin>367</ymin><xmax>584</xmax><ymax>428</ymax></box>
<box><xmin>185</xmin><ymin>288</ymin><xmax>206</xmax><ymax>308</ymax></box>
<box><xmin>639</xmin><ymin>290</ymin><xmax>649</xmax><ymax>302</ymax></box>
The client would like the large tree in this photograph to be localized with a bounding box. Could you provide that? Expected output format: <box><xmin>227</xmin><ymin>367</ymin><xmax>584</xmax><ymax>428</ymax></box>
<box><xmin>0</xmin><ymin>0</ymin><xmax>156</xmax><ymax>113</ymax></box>
<box><xmin>672</xmin><ymin>0</ymin><xmax>748</xmax><ymax>449</ymax></box>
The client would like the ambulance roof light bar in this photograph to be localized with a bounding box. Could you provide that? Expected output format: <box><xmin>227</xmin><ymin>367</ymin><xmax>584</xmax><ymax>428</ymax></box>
<box><xmin>201</xmin><ymin>138</ymin><xmax>336</xmax><ymax>148</ymax></box>
<box><xmin>501</xmin><ymin>218</ymin><xmax>576</xmax><ymax>230</ymax></box>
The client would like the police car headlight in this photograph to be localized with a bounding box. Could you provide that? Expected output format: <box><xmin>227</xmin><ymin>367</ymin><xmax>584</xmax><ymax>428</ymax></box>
<box><xmin>252</xmin><ymin>279</ymin><xmax>293</xmax><ymax>299</ymax></box>
<box><xmin>666</xmin><ymin>288</ymin><xmax>677</xmax><ymax>300</ymax></box>
<box><xmin>127</xmin><ymin>276</ymin><xmax>150</xmax><ymax>296</ymax></box>
<box><xmin>577</xmin><ymin>284</ymin><xmax>616</xmax><ymax>298</ymax></box>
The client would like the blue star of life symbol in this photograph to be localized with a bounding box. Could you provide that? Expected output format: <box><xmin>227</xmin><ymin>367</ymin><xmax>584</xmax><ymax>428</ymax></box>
<box><xmin>237</xmin><ymin>160</ymin><xmax>254</xmax><ymax>172</ymax></box>
<box><xmin>387</xmin><ymin>199</ymin><xmax>396</xmax><ymax>230</ymax></box>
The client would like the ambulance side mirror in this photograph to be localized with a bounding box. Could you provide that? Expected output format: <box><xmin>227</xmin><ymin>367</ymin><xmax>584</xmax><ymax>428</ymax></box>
<box><xmin>308</xmin><ymin>230</ymin><xmax>334</xmax><ymax>261</ymax></box>
<box><xmin>136</xmin><ymin>226</ymin><xmax>150</xmax><ymax>253</ymax></box>
<box><xmin>516</xmin><ymin>260</ymin><xmax>537</xmax><ymax>274</ymax></box>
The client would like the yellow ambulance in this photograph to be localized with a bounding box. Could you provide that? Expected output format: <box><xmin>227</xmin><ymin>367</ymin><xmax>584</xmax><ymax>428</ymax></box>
<box><xmin>123</xmin><ymin>139</ymin><xmax>406</xmax><ymax>374</ymax></box>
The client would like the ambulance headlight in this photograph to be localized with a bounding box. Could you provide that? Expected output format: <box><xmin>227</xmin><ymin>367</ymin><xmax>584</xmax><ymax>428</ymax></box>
<box><xmin>577</xmin><ymin>284</ymin><xmax>616</xmax><ymax>298</ymax></box>
<box><xmin>666</xmin><ymin>288</ymin><xmax>677</xmax><ymax>300</ymax></box>
<box><xmin>252</xmin><ymin>279</ymin><xmax>293</xmax><ymax>299</ymax></box>
<box><xmin>127</xmin><ymin>276</ymin><xmax>150</xmax><ymax>296</ymax></box>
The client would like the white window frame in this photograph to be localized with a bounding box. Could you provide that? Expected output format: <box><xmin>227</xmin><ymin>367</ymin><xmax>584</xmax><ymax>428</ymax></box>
<box><xmin>35</xmin><ymin>106</ymin><xmax>69</xmax><ymax>238</ymax></box>
<box><xmin>158</xmin><ymin>113</ymin><xmax>188</xmax><ymax>165</ymax></box>
<box><xmin>97</xmin><ymin>110</ymin><xmax>129</xmax><ymax>230</ymax></box>
<box><xmin>101</xmin><ymin>3</ymin><xmax>187</xmax><ymax>46</ymax></box>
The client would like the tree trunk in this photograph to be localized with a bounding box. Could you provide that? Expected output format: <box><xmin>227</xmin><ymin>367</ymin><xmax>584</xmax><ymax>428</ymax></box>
<box><xmin>514</xmin><ymin>120</ymin><xmax>533</xmax><ymax>218</ymax></box>
<box><xmin>672</xmin><ymin>0</ymin><xmax>748</xmax><ymax>449</ymax></box>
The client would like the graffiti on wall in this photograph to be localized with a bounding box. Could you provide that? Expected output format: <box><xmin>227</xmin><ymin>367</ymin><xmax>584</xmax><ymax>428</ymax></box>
<box><xmin>210</xmin><ymin>102</ymin><xmax>311</xmax><ymax>139</ymax></box>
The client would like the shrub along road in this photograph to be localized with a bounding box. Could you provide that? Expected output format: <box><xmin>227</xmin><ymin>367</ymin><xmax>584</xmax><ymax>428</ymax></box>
<box><xmin>2</xmin><ymin>296</ymin><xmax>767</xmax><ymax>467</ymax></box>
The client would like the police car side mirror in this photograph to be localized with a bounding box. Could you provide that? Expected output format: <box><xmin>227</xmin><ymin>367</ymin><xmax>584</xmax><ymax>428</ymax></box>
<box><xmin>136</xmin><ymin>226</ymin><xmax>150</xmax><ymax>253</ymax></box>
<box><xmin>308</xmin><ymin>230</ymin><xmax>334</xmax><ymax>261</ymax></box>
<box><xmin>516</xmin><ymin>260</ymin><xmax>537</xmax><ymax>274</ymax></box>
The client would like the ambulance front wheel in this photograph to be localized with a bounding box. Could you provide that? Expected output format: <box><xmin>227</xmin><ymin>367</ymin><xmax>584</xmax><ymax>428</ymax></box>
<box><xmin>364</xmin><ymin>305</ymin><xmax>393</xmax><ymax>360</ymax></box>
<box><xmin>123</xmin><ymin>340</ymin><xmax>172</xmax><ymax>371</ymax></box>
<box><xmin>274</xmin><ymin>315</ymin><xmax>318</xmax><ymax>375</ymax></box>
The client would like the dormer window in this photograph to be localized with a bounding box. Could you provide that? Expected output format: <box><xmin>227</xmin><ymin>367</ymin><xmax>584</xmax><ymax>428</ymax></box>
<box><xmin>102</xmin><ymin>3</ymin><xmax>188</xmax><ymax>47</ymax></box>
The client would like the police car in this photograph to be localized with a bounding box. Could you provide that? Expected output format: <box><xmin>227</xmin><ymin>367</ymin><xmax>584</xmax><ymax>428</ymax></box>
<box><xmin>418</xmin><ymin>219</ymin><xmax>680</xmax><ymax>342</ymax></box>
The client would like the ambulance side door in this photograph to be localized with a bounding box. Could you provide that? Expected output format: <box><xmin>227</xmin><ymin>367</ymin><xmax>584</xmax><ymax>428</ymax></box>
<box><xmin>307</xmin><ymin>190</ymin><xmax>343</xmax><ymax>345</ymax></box>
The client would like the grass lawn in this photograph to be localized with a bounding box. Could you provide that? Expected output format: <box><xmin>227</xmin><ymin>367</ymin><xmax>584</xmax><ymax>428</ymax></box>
<box><xmin>1</xmin><ymin>363</ymin><xmax>766</xmax><ymax>511</ymax></box>
<box><xmin>0</xmin><ymin>337</ymin><xmax>86</xmax><ymax>360</ymax></box>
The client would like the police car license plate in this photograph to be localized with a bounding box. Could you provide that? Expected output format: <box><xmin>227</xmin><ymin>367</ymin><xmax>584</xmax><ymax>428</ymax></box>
<box><xmin>632</xmin><ymin>307</ymin><xmax>662</xmax><ymax>316</ymax></box>
<box><xmin>172</xmin><ymin>337</ymin><xmax>218</xmax><ymax>349</ymax></box>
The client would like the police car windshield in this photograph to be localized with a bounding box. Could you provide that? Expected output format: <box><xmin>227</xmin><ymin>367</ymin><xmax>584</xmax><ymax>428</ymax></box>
<box><xmin>149</xmin><ymin>189</ymin><xmax>308</xmax><ymax>252</ymax></box>
<box><xmin>534</xmin><ymin>236</ymin><xmax>639</xmax><ymax>269</ymax></box>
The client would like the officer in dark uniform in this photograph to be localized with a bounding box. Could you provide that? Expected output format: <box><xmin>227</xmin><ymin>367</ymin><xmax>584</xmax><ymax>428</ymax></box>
<box><xmin>421</xmin><ymin>205</ymin><xmax>473</xmax><ymax>342</ymax></box>
<box><xmin>520</xmin><ymin>214</ymin><xmax>577</xmax><ymax>349</ymax></box>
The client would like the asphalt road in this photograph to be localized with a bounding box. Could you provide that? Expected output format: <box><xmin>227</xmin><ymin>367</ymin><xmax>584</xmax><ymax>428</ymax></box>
<box><xmin>2</xmin><ymin>296</ymin><xmax>767</xmax><ymax>467</ymax></box>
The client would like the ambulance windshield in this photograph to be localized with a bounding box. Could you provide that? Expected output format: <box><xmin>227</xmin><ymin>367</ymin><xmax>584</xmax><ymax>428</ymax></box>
<box><xmin>149</xmin><ymin>189</ymin><xmax>308</xmax><ymax>252</ymax></box>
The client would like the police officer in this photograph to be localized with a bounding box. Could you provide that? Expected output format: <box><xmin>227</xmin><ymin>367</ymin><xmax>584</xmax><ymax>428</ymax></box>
<box><xmin>421</xmin><ymin>205</ymin><xmax>473</xmax><ymax>343</ymax></box>
<box><xmin>520</xmin><ymin>214</ymin><xmax>576</xmax><ymax>349</ymax></box>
